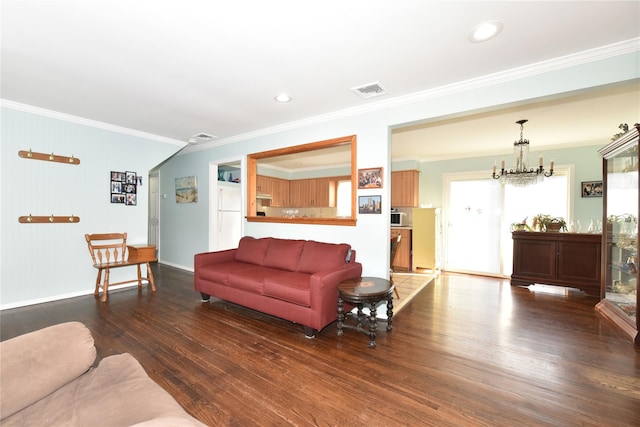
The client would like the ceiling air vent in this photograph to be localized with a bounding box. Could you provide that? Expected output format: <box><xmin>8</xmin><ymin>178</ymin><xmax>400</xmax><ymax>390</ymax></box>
<box><xmin>188</xmin><ymin>132</ymin><xmax>217</xmax><ymax>145</ymax></box>
<box><xmin>194</xmin><ymin>133</ymin><xmax>216</xmax><ymax>140</ymax></box>
<box><xmin>351</xmin><ymin>81</ymin><xmax>388</xmax><ymax>99</ymax></box>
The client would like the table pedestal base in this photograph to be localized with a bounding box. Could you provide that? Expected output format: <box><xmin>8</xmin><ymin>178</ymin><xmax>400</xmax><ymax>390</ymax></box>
<box><xmin>337</xmin><ymin>293</ymin><xmax>393</xmax><ymax>348</ymax></box>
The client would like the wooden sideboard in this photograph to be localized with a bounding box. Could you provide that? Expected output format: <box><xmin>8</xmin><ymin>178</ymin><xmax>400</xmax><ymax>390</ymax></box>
<box><xmin>511</xmin><ymin>231</ymin><xmax>601</xmax><ymax>296</ymax></box>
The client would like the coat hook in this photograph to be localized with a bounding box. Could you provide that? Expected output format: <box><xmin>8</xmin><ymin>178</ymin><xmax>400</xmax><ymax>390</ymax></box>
<box><xmin>27</xmin><ymin>149</ymin><xmax>33</xmax><ymax>158</ymax></box>
<box><xmin>27</xmin><ymin>214</ymin><xmax>33</xmax><ymax>222</ymax></box>
<box><xmin>49</xmin><ymin>214</ymin><xmax>55</xmax><ymax>222</ymax></box>
<box><xmin>49</xmin><ymin>153</ymin><xmax>55</xmax><ymax>161</ymax></box>
<box><xmin>69</xmin><ymin>155</ymin><xmax>75</xmax><ymax>163</ymax></box>
<box><xmin>69</xmin><ymin>214</ymin><xmax>75</xmax><ymax>222</ymax></box>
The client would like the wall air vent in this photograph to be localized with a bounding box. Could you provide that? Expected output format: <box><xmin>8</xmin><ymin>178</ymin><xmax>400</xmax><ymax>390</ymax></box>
<box><xmin>351</xmin><ymin>81</ymin><xmax>388</xmax><ymax>99</ymax></box>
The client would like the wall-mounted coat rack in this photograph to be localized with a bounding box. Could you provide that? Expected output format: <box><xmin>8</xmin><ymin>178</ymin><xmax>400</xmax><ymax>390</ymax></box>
<box><xmin>18</xmin><ymin>149</ymin><xmax>80</xmax><ymax>165</ymax></box>
<box><xmin>18</xmin><ymin>214</ymin><xmax>80</xmax><ymax>224</ymax></box>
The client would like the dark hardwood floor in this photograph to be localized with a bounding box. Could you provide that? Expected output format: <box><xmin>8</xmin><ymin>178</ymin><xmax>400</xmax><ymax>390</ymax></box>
<box><xmin>1</xmin><ymin>265</ymin><xmax>638</xmax><ymax>426</ymax></box>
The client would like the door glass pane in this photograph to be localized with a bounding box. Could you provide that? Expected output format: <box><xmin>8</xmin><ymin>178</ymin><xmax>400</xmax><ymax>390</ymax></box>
<box><xmin>447</xmin><ymin>179</ymin><xmax>502</xmax><ymax>274</ymax></box>
<box><xmin>336</xmin><ymin>180</ymin><xmax>351</xmax><ymax>217</ymax></box>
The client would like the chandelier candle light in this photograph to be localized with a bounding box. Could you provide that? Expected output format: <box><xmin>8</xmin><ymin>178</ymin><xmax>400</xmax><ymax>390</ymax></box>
<box><xmin>492</xmin><ymin>119</ymin><xmax>554</xmax><ymax>186</ymax></box>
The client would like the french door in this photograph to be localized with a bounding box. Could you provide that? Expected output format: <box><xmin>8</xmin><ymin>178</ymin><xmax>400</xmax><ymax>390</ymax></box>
<box><xmin>444</xmin><ymin>170</ymin><xmax>569</xmax><ymax>277</ymax></box>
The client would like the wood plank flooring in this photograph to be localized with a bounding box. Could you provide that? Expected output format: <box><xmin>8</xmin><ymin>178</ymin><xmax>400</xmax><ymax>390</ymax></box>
<box><xmin>1</xmin><ymin>265</ymin><xmax>639</xmax><ymax>426</ymax></box>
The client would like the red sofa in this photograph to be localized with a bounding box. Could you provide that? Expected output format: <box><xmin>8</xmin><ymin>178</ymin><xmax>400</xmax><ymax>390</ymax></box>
<box><xmin>194</xmin><ymin>236</ymin><xmax>362</xmax><ymax>337</ymax></box>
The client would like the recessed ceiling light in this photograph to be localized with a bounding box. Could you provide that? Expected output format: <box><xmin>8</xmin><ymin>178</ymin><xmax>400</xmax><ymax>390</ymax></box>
<box><xmin>274</xmin><ymin>93</ymin><xmax>292</xmax><ymax>103</ymax></box>
<box><xmin>468</xmin><ymin>21</ymin><xmax>503</xmax><ymax>43</ymax></box>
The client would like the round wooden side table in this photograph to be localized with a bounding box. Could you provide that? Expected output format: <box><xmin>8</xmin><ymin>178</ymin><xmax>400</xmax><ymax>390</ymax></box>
<box><xmin>337</xmin><ymin>276</ymin><xmax>394</xmax><ymax>348</ymax></box>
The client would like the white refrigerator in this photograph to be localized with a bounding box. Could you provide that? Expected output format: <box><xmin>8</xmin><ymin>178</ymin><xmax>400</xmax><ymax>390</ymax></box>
<box><xmin>216</xmin><ymin>184</ymin><xmax>242</xmax><ymax>250</ymax></box>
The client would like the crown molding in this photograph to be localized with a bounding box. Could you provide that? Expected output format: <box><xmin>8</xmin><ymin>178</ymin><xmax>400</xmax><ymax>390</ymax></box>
<box><xmin>3</xmin><ymin>37</ymin><xmax>637</xmax><ymax>154</ymax></box>
<box><xmin>183</xmin><ymin>38</ymin><xmax>639</xmax><ymax>154</ymax></box>
<box><xmin>0</xmin><ymin>99</ymin><xmax>186</xmax><ymax>147</ymax></box>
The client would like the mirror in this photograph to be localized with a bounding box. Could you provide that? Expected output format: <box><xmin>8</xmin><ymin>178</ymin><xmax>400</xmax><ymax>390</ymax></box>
<box><xmin>247</xmin><ymin>135</ymin><xmax>357</xmax><ymax>226</ymax></box>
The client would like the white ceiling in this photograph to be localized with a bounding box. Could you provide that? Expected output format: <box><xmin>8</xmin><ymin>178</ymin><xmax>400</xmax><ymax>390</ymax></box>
<box><xmin>2</xmin><ymin>1</ymin><xmax>639</xmax><ymax>164</ymax></box>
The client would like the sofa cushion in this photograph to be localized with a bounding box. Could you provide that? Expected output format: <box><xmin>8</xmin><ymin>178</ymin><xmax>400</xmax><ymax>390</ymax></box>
<box><xmin>0</xmin><ymin>321</ymin><xmax>96</xmax><ymax>420</ymax></box>
<box><xmin>297</xmin><ymin>241</ymin><xmax>351</xmax><ymax>274</ymax></box>
<box><xmin>198</xmin><ymin>261</ymin><xmax>252</xmax><ymax>285</ymax></box>
<box><xmin>264</xmin><ymin>272</ymin><xmax>312</xmax><ymax>306</ymax></box>
<box><xmin>227</xmin><ymin>266</ymin><xmax>279</xmax><ymax>294</ymax></box>
<box><xmin>2</xmin><ymin>353</ymin><xmax>206</xmax><ymax>426</ymax></box>
<box><xmin>234</xmin><ymin>236</ymin><xmax>270</xmax><ymax>265</ymax></box>
<box><xmin>263</xmin><ymin>238</ymin><xmax>305</xmax><ymax>271</ymax></box>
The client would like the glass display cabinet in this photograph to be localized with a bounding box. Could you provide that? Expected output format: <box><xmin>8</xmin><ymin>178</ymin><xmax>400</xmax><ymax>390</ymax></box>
<box><xmin>596</xmin><ymin>123</ymin><xmax>639</xmax><ymax>346</ymax></box>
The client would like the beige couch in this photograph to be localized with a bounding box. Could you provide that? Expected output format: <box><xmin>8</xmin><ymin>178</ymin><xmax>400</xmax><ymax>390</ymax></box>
<box><xmin>0</xmin><ymin>322</ymin><xmax>205</xmax><ymax>426</ymax></box>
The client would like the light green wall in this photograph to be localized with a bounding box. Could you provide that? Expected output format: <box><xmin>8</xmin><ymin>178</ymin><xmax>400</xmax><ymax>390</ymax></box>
<box><xmin>157</xmin><ymin>52</ymin><xmax>639</xmax><ymax>278</ymax></box>
<box><xmin>0</xmin><ymin>107</ymin><xmax>183</xmax><ymax>308</ymax></box>
<box><xmin>416</xmin><ymin>144</ymin><xmax>604</xmax><ymax>224</ymax></box>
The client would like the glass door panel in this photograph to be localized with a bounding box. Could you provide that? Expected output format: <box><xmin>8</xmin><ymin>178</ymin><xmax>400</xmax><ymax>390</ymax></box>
<box><xmin>604</xmin><ymin>140</ymin><xmax>638</xmax><ymax>321</ymax></box>
<box><xmin>446</xmin><ymin>179</ymin><xmax>502</xmax><ymax>275</ymax></box>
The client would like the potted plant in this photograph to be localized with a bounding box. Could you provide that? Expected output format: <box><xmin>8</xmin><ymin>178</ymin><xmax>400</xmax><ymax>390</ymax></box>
<box><xmin>532</xmin><ymin>214</ymin><xmax>567</xmax><ymax>232</ymax></box>
<box><xmin>510</xmin><ymin>217</ymin><xmax>531</xmax><ymax>232</ymax></box>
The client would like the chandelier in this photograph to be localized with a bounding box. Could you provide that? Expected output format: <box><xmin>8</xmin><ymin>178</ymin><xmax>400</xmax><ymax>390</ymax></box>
<box><xmin>492</xmin><ymin>119</ymin><xmax>554</xmax><ymax>186</ymax></box>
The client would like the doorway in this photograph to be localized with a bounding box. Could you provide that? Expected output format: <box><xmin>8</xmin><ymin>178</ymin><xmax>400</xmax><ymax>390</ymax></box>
<box><xmin>444</xmin><ymin>169</ymin><xmax>570</xmax><ymax>277</ymax></box>
<box><xmin>209</xmin><ymin>159</ymin><xmax>244</xmax><ymax>251</ymax></box>
<box><xmin>148</xmin><ymin>172</ymin><xmax>160</xmax><ymax>252</ymax></box>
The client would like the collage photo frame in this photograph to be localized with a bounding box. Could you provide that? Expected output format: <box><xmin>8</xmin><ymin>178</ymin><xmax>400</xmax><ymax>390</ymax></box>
<box><xmin>111</xmin><ymin>170</ymin><xmax>140</xmax><ymax>206</ymax></box>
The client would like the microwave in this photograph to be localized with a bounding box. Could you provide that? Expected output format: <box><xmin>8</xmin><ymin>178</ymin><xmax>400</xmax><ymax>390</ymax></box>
<box><xmin>390</xmin><ymin>212</ymin><xmax>405</xmax><ymax>226</ymax></box>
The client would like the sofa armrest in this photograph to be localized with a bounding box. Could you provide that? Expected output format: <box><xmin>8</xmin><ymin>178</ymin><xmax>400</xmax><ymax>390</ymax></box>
<box><xmin>310</xmin><ymin>262</ymin><xmax>363</xmax><ymax>292</ymax></box>
<box><xmin>194</xmin><ymin>249</ymin><xmax>237</xmax><ymax>269</ymax></box>
<box><xmin>0</xmin><ymin>321</ymin><xmax>97</xmax><ymax>420</ymax></box>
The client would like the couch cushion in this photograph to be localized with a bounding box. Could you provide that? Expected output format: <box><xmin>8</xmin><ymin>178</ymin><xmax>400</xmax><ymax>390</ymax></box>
<box><xmin>227</xmin><ymin>266</ymin><xmax>280</xmax><ymax>294</ymax></box>
<box><xmin>297</xmin><ymin>241</ymin><xmax>351</xmax><ymax>274</ymax></box>
<box><xmin>234</xmin><ymin>236</ymin><xmax>270</xmax><ymax>265</ymax></box>
<box><xmin>197</xmin><ymin>261</ymin><xmax>252</xmax><ymax>285</ymax></box>
<box><xmin>264</xmin><ymin>272</ymin><xmax>312</xmax><ymax>307</ymax></box>
<box><xmin>263</xmin><ymin>238</ymin><xmax>305</xmax><ymax>271</ymax></box>
<box><xmin>2</xmin><ymin>353</ymin><xmax>205</xmax><ymax>426</ymax></box>
<box><xmin>0</xmin><ymin>321</ymin><xmax>96</xmax><ymax>420</ymax></box>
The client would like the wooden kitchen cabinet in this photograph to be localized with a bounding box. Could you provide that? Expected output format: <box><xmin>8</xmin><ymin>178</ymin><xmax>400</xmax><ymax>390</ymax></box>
<box><xmin>391</xmin><ymin>227</ymin><xmax>412</xmax><ymax>271</ymax></box>
<box><xmin>256</xmin><ymin>175</ymin><xmax>271</xmax><ymax>195</ymax></box>
<box><xmin>289</xmin><ymin>179</ymin><xmax>310</xmax><ymax>207</ymax></box>
<box><xmin>511</xmin><ymin>231</ymin><xmax>602</xmax><ymax>296</ymax></box>
<box><xmin>290</xmin><ymin>178</ymin><xmax>330</xmax><ymax>207</ymax></box>
<box><xmin>270</xmin><ymin>177</ymin><xmax>290</xmax><ymax>207</ymax></box>
<box><xmin>391</xmin><ymin>170</ymin><xmax>419</xmax><ymax>207</ymax></box>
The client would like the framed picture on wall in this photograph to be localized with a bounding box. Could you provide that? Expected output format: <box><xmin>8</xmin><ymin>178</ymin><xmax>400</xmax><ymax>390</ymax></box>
<box><xmin>111</xmin><ymin>170</ymin><xmax>137</xmax><ymax>204</ymax></box>
<box><xmin>175</xmin><ymin>176</ymin><xmax>198</xmax><ymax>203</ymax></box>
<box><xmin>358</xmin><ymin>167</ymin><xmax>383</xmax><ymax>189</ymax></box>
<box><xmin>581</xmin><ymin>181</ymin><xmax>603</xmax><ymax>197</ymax></box>
<box><xmin>358</xmin><ymin>195</ymin><xmax>381</xmax><ymax>214</ymax></box>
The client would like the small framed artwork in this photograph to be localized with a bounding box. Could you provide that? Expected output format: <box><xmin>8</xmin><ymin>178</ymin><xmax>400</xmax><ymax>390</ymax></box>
<box><xmin>359</xmin><ymin>195</ymin><xmax>382</xmax><ymax>214</ymax></box>
<box><xmin>125</xmin><ymin>171</ymin><xmax>137</xmax><ymax>184</ymax></box>
<box><xmin>581</xmin><ymin>181</ymin><xmax>603</xmax><ymax>198</ymax></box>
<box><xmin>358</xmin><ymin>167</ymin><xmax>383</xmax><ymax>189</ymax></box>
<box><xmin>126</xmin><ymin>194</ymin><xmax>137</xmax><ymax>206</ymax></box>
<box><xmin>175</xmin><ymin>176</ymin><xmax>198</xmax><ymax>203</ymax></box>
